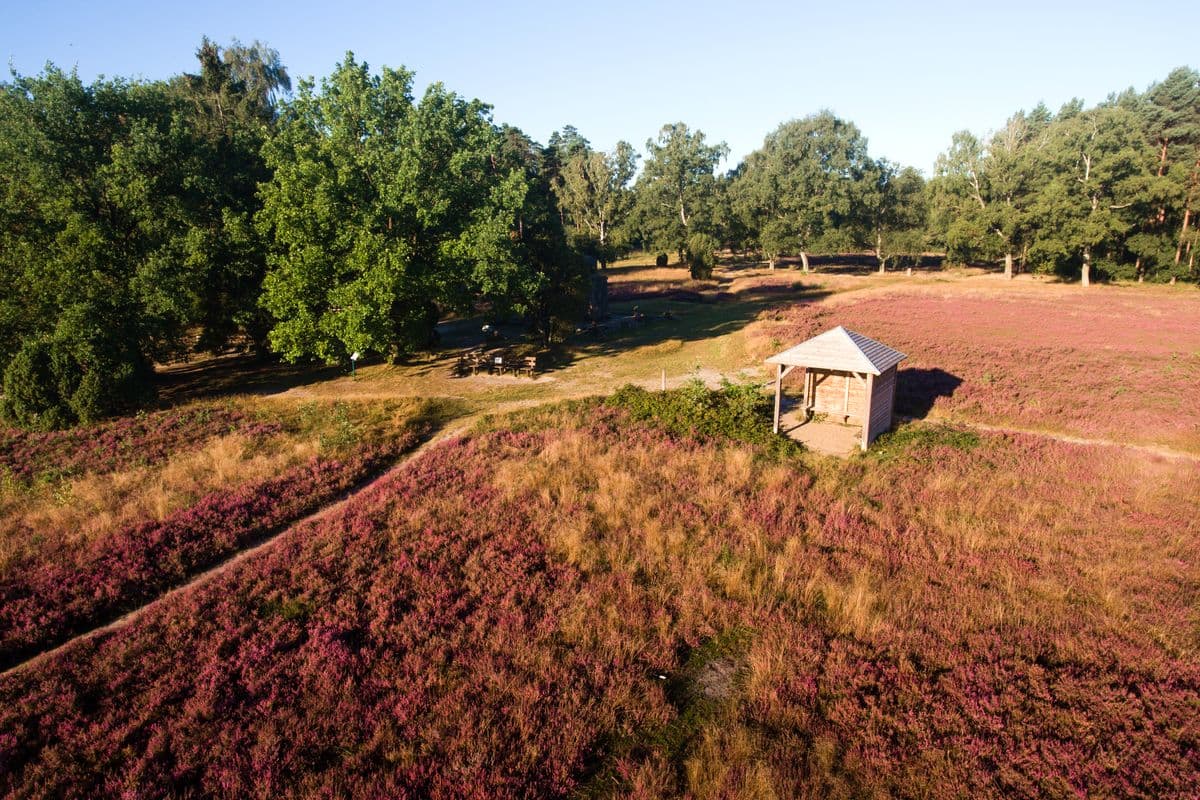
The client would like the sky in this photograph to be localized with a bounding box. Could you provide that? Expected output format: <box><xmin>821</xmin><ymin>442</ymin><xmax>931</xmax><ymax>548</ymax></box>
<box><xmin>3</xmin><ymin>0</ymin><xmax>1195</xmax><ymax>175</ymax></box>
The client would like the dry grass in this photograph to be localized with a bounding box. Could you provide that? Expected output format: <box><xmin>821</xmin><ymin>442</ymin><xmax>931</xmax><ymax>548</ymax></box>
<box><xmin>0</xmin><ymin>396</ymin><xmax>442</xmax><ymax>576</ymax></box>
<box><xmin>0</xmin><ymin>432</ymin><xmax>318</xmax><ymax>571</ymax></box>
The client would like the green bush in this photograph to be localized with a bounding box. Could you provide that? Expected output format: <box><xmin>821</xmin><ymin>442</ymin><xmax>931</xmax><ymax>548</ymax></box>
<box><xmin>685</xmin><ymin>233</ymin><xmax>719</xmax><ymax>280</ymax></box>
<box><xmin>1</xmin><ymin>340</ymin><xmax>70</xmax><ymax>430</ymax></box>
<box><xmin>1</xmin><ymin>335</ymin><xmax>153</xmax><ymax>430</ymax></box>
<box><xmin>607</xmin><ymin>379</ymin><xmax>803</xmax><ymax>458</ymax></box>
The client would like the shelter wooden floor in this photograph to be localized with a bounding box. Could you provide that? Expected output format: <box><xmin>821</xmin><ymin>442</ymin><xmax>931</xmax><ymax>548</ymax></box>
<box><xmin>776</xmin><ymin>407</ymin><xmax>862</xmax><ymax>457</ymax></box>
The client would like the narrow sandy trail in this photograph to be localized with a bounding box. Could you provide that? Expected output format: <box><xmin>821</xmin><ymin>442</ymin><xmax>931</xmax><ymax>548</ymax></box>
<box><xmin>906</xmin><ymin>414</ymin><xmax>1200</xmax><ymax>463</ymax></box>
<box><xmin>0</xmin><ymin>395</ymin><xmax>613</xmax><ymax>680</ymax></box>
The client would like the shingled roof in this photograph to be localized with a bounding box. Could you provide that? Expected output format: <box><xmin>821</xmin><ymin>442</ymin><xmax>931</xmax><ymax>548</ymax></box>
<box><xmin>765</xmin><ymin>326</ymin><xmax>905</xmax><ymax>375</ymax></box>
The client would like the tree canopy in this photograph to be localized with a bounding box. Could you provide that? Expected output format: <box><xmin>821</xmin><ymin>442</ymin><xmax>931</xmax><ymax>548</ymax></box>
<box><xmin>2</xmin><ymin>46</ymin><xmax>1198</xmax><ymax>428</ymax></box>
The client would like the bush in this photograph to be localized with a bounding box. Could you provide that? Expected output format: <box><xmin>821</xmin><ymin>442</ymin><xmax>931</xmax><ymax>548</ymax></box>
<box><xmin>0</xmin><ymin>340</ymin><xmax>69</xmax><ymax>430</ymax></box>
<box><xmin>607</xmin><ymin>379</ymin><xmax>802</xmax><ymax>458</ymax></box>
<box><xmin>686</xmin><ymin>233</ymin><xmax>719</xmax><ymax>280</ymax></box>
<box><xmin>1</xmin><ymin>335</ymin><xmax>153</xmax><ymax>430</ymax></box>
<box><xmin>655</xmin><ymin>253</ymin><xmax>669</xmax><ymax>267</ymax></box>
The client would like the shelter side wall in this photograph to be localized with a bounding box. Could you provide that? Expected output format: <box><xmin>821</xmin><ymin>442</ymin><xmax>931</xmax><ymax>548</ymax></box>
<box><xmin>811</xmin><ymin>370</ymin><xmax>866</xmax><ymax>418</ymax></box>
<box><xmin>865</xmin><ymin>366</ymin><xmax>897</xmax><ymax>444</ymax></box>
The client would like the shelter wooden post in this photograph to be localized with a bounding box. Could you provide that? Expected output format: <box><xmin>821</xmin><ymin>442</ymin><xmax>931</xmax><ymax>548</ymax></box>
<box><xmin>773</xmin><ymin>363</ymin><xmax>783</xmax><ymax>433</ymax></box>
<box><xmin>861</xmin><ymin>373</ymin><xmax>875</xmax><ymax>451</ymax></box>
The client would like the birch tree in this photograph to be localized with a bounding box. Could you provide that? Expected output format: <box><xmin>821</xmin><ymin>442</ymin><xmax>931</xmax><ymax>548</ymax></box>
<box><xmin>552</xmin><ymin>141</ymin><xmax>638</xmax><ymax>267</ymax></box>
<box><xmin>1027</xmin><ymin>104</ymin><xmax>1145</xmax><ymax>286</ymax></box>
<box><xmin>634</xmin><ymin>123</ymin><xmax>727</xmax><ymax>258</ymax></box>
<box><xmin>929</xmin><ymin>108</ymin><xmax>1048</xmax><ymax>278</ymax></box>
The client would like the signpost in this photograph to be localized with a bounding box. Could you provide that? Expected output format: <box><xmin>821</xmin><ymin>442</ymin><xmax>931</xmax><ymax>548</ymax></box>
<box><xmin>350</xmin><ymin>351</ymin><xmax>360</xmax><ymax>377</ymax></box>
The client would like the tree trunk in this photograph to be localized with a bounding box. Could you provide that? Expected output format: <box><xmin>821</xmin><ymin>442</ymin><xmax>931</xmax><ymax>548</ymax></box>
<box><xmin>1178</xmin><ymin>156</ymin><xmax>1200</xmax><ymax>263</ymax></box>
<box><xmin>876</xmin><ymin>233</ymin><xmax>886</xmax><ymax>273</ymax></box>
<box><xmin>1135</xmin><ymin>256</ymin><xmax>1143</xmax><ymax>283</ymax></box>
<box><xmin>1003</xmin><ymin>252</ymin><xmax>1013</xmax><ymax>280</ymax></box>
<box><xmin>768</xmin><ymin>257</ymin><xmax>776</xmax><ymax>270</ymax></box>
<box><xmin>799</xmin><ymin>251</ymin><xmax>810</xmax><ymax>273</ymax></box>
<box><xmin>1156</xmin><ymin>140</ymin><xmax>1169</xmax><ymax>224</ymax></box>
<box><xmin>1176</xmin><ymin>206</ymin><xmax>1192</xmax><ymax>263</ymax></box>
<box><xmin>1081</xmin><ymin>246</ymin><xmax>1092</xmax><ymax>287</ymax></box>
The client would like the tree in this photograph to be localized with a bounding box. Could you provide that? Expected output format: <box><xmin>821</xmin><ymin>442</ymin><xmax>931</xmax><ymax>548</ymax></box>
<box><xmin>0</xmin><ymin>47</ymin><xmax>287</xmax><ymax>426</ymax></box>
<box><xmin>732</xmin><ymin>111</ymin><xmax>871</xmax><ymax>272</ymax></box>
<box><xmin>546</xmin><ymin>125</ymin><xmax>590</xmax><ymax>164</ymax></box>
<box><xmin>858</xmin><ymin>161</ymin><xmax>927</xmax><ymax>272</ymax></box>
<box><xmin>1027</xmin><ymin>104</ymin><xmax>1145</xmax><ymax>286</ymax></box>
<box><xmin>172</xmin><ymin>37</ymin><xmax>291</xmax><ymax>351</ymax></box>
<box><xmin>1141</xmin><ymin>68</ymin><xmax>1200</xmax><ymax>273</ymax></box>
<box><xmin>258</xmin><ymin>54</ymin><xmax>589</xmax><ymax>362</ymax></box>
<box><xmin>928</xmin><ymin>107</ymin><xmax>1050</xmax><ymax>278</ymax></box>
<box><xmin>552</xmin><ymin>140</ymin><xmax>638</xmax><ymax>267</ymax></box>
<box><xmin>634</xmin><ymin>123</ymin><xmax>728</xmax><ymax>259</ymax></box>
<box><xmin>468</xmin><ymin>126</ymin><xmax>588</xmax><ymax>343</ymax></box>
<box><xmin>710</xmin><ymin>170</ymin><xmax>753</xmax><ymax>255</ymax></box>
<box><xmin>260</xmin><ymin>56</ymin><xmax>442</xmax><ymax>363</ymax></box>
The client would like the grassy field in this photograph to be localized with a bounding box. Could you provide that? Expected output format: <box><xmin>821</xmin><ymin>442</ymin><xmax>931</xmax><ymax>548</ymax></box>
<box><xmin>1</xmin><ymin>260</ymin><xmax>1198</xmax><ymax>797</ymax></box>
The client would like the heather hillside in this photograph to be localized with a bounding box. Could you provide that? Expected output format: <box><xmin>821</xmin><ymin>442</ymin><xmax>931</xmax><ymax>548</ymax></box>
<box><xmin>0</xmin><ymin>398</ymin><xmax>443</xmax><ymax>669</ymax></box>
<box><xmin>2</xmin><ymin>399</ymin><xmax>1197</xmax><ymax>798</ymax></box>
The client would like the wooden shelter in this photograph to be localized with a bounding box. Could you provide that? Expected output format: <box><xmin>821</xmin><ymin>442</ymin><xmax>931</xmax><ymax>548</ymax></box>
<box><xmin>766</xmin><ymin>326</ymin><xmax>906</xmax><ymax>451</ymax></box>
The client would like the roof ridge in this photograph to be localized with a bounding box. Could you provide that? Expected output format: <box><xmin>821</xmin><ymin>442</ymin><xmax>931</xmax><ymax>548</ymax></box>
<box><xmin>765</xmin><ymin>326</ymin><xmax>906</xmax><ymax>374</ymax></box>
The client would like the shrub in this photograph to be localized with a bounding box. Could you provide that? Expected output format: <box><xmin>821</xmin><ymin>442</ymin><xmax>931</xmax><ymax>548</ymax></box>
<box><xmin>655</xmin><ymin>253</ymin><xmax>669</xmax><ymax>267</ymax></box>
<box><xmin>1</xmin><ymin>334</ymin><xmax>153</xmax><ymax>430</ymax></box>
<box><xmin>0</xmin><ymin>340</ymin><xmax>68</xmax><ymax>430</ymax></box>
<box><xmin>686</xmin><ymin>233</ymin><xmax>719</xmax><ymax>280</ymax></box>
<box><xmin>607</xmin><ymin>379</ymin><xmax>802</xmax><ymax>458</ymax></box>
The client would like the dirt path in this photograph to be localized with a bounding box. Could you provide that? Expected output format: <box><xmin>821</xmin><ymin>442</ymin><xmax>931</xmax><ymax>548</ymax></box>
<box><xmin>0</xmin><ymin>424</ymin><xmax>474</xmax><ymax>682</ymax></box>
<box><xmin>911</xmin><ymin>415</ymin><xmax>1200</xmax><ymax>463</ymax></box>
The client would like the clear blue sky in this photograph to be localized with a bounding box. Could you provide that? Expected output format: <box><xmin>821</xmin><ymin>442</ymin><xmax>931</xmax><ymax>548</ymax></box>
<box><xmin>4</xmin><ymin>0</ymin><xmax>1193</xmax><ymax>174</ymax></box>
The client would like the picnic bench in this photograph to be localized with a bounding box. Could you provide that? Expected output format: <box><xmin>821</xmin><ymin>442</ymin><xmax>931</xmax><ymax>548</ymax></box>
<box><xmin>456</xmin><ymin>349</ymin><xmax>540</xmax><ymax>378</ymax></box>
<box><xmin>490</xmin><ymin>352</ymin><xmax>539</xmax><ymax>377</ymax></box>
<box><xmin>455</xmin><ymin>349</ymin><xmax>490</xmax><ymax>376</ymax></box>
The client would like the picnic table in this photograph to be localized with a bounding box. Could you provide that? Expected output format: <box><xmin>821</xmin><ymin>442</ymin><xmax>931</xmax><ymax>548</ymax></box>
<box><xmin>456</xmin><ymin>349</ymin><xmax>539</xmax><ymax>378</ymax></box>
